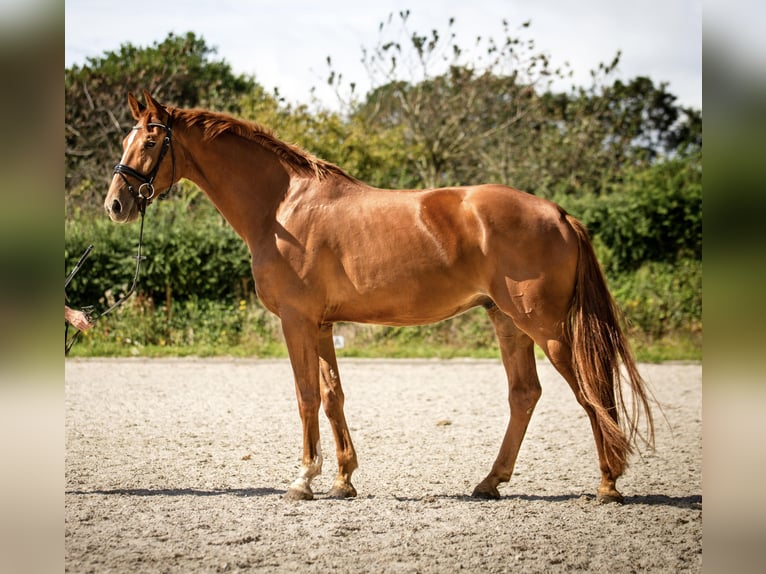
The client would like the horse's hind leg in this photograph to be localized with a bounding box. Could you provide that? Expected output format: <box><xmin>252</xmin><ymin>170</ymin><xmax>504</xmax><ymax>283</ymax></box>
<box><xmin>543</xmin><ymin>338</ymin><xmax>624</xmax><ymax>503</ymax></box>
<box><xmin>318</xmin><ymin>323</ymin><xmax>358</xmax><ymax>498</ymax></box>
<box><xmin>473</xmin><ymin>305</ymin><xmax>541</xmax><ymax>499</ymax></box>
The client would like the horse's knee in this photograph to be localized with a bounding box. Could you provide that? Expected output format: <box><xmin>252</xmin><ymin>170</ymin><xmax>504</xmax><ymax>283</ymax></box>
<box><xmin>320</xmin><ymin>382</ymin><xmax>345</xmax><ymax>418</ymax></box>
<box><xmin>320</xmin><ymin>377</ymin><xmax>343</xmax><ymax>402</ymax></box>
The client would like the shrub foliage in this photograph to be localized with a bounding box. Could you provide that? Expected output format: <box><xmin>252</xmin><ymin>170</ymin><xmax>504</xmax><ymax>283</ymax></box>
<box><xmin>65</xmin><ymin>23</ymin><xmax>701</xmax><ymax>359</ymax></box>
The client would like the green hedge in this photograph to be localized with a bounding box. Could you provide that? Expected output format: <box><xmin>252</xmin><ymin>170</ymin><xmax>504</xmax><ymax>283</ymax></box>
<box><xmin>555</xmin><ymin>154</ymin><xmax>702</xmax><ymax>273</ymax></box>
<box><xmin>612</xmin><ymin>258</ymin><xmax>702</xmax><ymax>339</ymax></box>
<box><xmin>67</xmin><ymin>258</ymin><xmax>701</xmax><ymax>361</ymax></box>
<box><xmin>65</xmin><ymin>194</ymin><xmax>252</xmax><ymax>312</ymax></box>
<box><xmin>65</xmin><ymin>157</ymin><xmax>702</xmax><ymax>360</ymax></box>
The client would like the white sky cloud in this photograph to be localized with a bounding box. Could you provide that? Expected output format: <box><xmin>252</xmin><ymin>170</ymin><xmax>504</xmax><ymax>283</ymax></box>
<box><xmin>65</xmin><ymin>0</ymin><xmax>701</xmax><ymax>109</ymax></box>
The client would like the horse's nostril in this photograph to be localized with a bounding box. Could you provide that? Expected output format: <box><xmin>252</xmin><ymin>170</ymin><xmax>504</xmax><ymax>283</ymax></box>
<box><xmin>111</xmin><ymin>199</ymin><xmax>122</xmax><ymax>214</ymax></box>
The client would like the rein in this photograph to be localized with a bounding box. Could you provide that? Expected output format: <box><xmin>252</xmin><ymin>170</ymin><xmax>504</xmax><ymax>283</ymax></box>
<box><xmin>66</xmin><ymin>116</ymin><xmax>175</xmax><ymax>355</ymax></box>
<box><xmin>65</xmin><ymin>210</ymin><xmax>147</xmax><ymax>355</ymax></box>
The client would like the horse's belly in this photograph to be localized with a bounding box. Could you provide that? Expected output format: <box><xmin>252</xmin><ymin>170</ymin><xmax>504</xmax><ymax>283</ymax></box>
<box><xmin>326</xmin><ymin>280</ymin><xmax>488</xmax><ymax>326</ymax></box>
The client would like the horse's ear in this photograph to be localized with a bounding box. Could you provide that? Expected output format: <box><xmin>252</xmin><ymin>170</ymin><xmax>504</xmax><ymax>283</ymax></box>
<box><xmin>143</xmin><ymin>90</ymin><xmax>166</xmax><ymax>117</ymax></box>
<box><xmin>127</xmin><ymin>92</ymin><xmax>145</xmax><ymax>120</ymax></box>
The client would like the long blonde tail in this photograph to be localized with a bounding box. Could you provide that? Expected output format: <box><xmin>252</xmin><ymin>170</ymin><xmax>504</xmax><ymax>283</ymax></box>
<box><xmin>566</xmin><ymin>214</ymin><xmax>655</xmax><ymax>475</ymax></box>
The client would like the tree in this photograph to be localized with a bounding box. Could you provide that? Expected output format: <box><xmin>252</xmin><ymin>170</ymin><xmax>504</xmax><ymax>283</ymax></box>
<box><xmin>328</xmin><ymin>14</ymin><xmax>700</xmax><ymax>197</ymax></box>
<box><xmin>555</xmin><ymin>151</ymin><xmax>702</xmax><ymax>272</ymax></box>
<box><xmin>237</xmin><ymin>90</ymin><xmax>418</xmax><ymax>189</ymax></box>
<box><xmin>65</xmin><ymin>32</ymin><xmax>257</xmax><ymax>204</ymax></box>
<box><xmin>329</xmin><ymin>12</ymin><xmax>571</xmax><ymax>189</ymax></box>
<box><xmin>509</xmin><ymin>70</ymin><xmax>702</xmax><ymax>197</ymax></box>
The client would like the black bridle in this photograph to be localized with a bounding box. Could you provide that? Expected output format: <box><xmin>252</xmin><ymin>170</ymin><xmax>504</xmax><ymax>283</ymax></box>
<box><xmin>66</xmin><ymin>117</ymin><xmax>175</xmax><ymax>355</ymax></box>
<box><xmin>113</xmin><ymin>118</ymin><xmax>175</xmax><ymax>215</ymax></box>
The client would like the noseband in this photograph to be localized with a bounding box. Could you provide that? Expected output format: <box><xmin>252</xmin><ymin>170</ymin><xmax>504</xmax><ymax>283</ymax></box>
<box><xmin>113</xmin><ymin>118</ymin><xmax>174</xmax><ymax>214</ymax></box>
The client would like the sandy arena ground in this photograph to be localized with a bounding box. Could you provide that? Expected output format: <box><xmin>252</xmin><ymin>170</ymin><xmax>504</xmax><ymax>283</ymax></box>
<box><xmin>65</xmin><ymin>358</ymin><xmax>701</xmax><ymax>572</ymax></box>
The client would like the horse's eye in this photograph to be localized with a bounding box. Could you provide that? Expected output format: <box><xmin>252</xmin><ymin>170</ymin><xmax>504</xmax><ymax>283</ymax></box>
<box><xmin>144</xmin><ymin>140</ymin><xmax>156</xmax><ymax>149</ymax></box>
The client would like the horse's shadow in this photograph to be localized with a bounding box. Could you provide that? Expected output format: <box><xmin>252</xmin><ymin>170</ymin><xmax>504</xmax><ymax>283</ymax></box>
<box><xmin>66</xmin><ymin>488</ymin><xmax>702</xmax><ymax>509</ymax></box>
<box><xmin>395</xmin><ymin>492</ymin><xmax>702</xmax><ymax>510</ymax></box>
<box><xmin>503</xmin><ymin>493</ymin><xmax>702</xmax><ymax>509</ymax></box>
<box><xmin>621</xmin><ymin>493</ymin><xmax>702</xmax><ymax>509</ymax></box>
<box><xmin>66</xmin><ymin>487</ymin><xmax>285</xmax><ymax>498</ymax></box>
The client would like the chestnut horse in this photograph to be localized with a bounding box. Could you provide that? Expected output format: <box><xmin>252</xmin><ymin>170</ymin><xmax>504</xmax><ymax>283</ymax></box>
<box><xmin>105</xmin><ymin>91</ymin><xmax>654</xmax><ymax>502</ymax></box>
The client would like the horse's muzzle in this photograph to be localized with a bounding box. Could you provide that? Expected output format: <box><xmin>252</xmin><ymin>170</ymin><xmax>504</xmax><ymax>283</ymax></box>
<box><xmin>104</xmin><ymin>192</ymin><xmax>137</xmax><ymax>223</ymax></box>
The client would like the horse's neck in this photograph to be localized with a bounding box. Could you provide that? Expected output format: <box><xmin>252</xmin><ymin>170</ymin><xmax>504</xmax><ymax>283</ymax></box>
<box><xmin>178</xmin><ymin>126</ymin><xmax>290</xmax><ymax>242</ymax></box>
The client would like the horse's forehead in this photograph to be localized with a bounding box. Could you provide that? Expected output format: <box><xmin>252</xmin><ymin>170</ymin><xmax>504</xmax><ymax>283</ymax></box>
<box><xmin>119</xmin><ymin>127</ymin><xmax>139</xmax><ymax>151</ymax></box>
<box><xmin>119</xmin><ymin>127</ymin><xmax>141</xmax><ymax>162</ymax></box>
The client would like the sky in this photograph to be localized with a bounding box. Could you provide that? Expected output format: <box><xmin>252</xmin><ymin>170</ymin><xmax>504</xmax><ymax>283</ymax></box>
<box><xmin>65</xmin><ymin>0</ymin><xmax>702</xmax><ymax>110</ymax></box>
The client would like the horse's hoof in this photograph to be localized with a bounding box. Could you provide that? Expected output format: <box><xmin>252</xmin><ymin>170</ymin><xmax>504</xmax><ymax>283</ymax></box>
<box><xmin>283</xmin><ymin>486</ymin><xmax>314</xmax><ymax>501</ymax></box>
<box><xmin>596</xmin><ymin>488</ymin><xmax>624</xmax><ymax>504</ymax></box>
<box><xmin>471</xmin><ymin>483</ymin><xmax>500</xmax><ymax>500</ymax></box>
<box><xmin>326</xmin><ymin>482</ymin><xmax>357</xmax><ymax>499</ymax></box>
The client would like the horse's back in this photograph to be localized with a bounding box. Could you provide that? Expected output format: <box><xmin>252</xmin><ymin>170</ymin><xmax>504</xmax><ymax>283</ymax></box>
<box><xmin>325</xmin><ymin>181</ymin><xmax>579</xmax><ymax>286</ymax></box>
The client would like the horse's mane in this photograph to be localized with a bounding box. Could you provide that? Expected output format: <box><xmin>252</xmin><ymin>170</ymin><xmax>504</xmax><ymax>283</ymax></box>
<box><xmin>175</xmin><ymin>107</ymin><xmax>357</xmax><ymax>182</ymax></box>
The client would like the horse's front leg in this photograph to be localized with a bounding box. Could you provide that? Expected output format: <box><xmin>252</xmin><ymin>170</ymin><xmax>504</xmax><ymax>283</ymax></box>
<box><xmin>281</xmin><ymin>312</ymin><xmax>323</xmax><ymax>501</ymax></box>
<box><xmin>319</xmin><ymin>323</ymin><xmax>358</xmax><ymax>498</ymax></box>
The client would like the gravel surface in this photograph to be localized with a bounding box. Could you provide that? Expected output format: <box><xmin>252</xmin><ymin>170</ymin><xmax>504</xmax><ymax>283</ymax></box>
<box><xmin>65</xmin><ymin>358</ymin><xmax>701</xmax><ymax>573</ymax></box>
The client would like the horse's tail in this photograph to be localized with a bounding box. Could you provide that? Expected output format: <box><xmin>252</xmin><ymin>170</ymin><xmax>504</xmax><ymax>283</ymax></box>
<box><xmin>565</xmin><ymin>214</ymin><xmax>655</xmax><ymax>476</ymax></box>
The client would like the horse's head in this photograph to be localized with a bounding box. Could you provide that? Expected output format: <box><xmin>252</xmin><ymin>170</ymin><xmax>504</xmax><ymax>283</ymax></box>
<box><xmin>105</xmin><ymin>91</ymin><xmax>175</xmax><ymax>223</ymax></box>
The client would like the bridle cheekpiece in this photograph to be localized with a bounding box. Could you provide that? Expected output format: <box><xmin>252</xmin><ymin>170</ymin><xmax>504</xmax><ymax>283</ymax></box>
<box><xmin>113</xmin><ymin>117</ymin><xmax>174</xmax><ymax>214</ymax></box>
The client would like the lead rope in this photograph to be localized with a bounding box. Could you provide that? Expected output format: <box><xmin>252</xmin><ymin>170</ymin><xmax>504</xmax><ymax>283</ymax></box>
<box><xmin>65</xmin><ymin>208</ymin><xmax>147</xmax><ymax>355</ymax></box>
